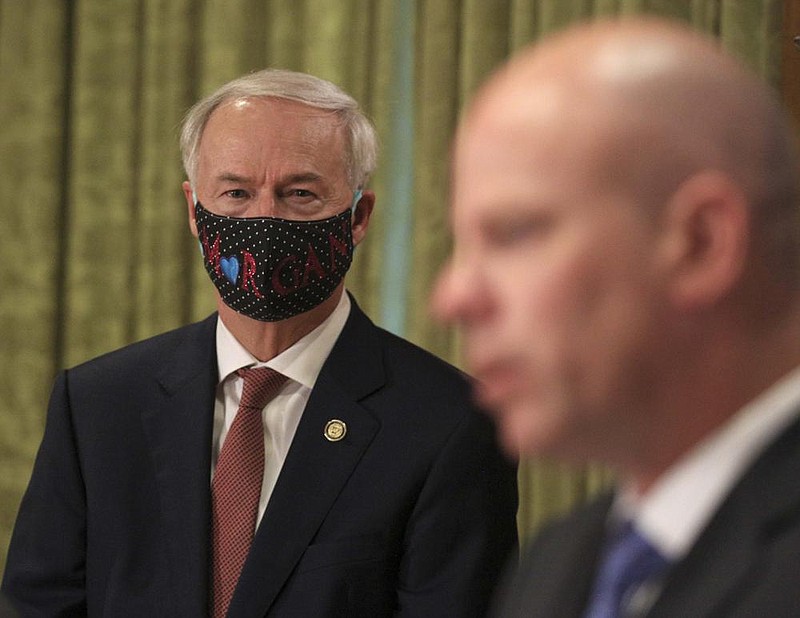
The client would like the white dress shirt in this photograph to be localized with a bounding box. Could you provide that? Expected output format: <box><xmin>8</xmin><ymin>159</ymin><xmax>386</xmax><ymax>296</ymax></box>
<box><xmin>615</xmin><ymin>364</ymin><xmax>800</xmax><ymax>561</ymax></box>
<box><xmin>211</xmin><ymin>292</ymin><xmax>351</xmax><ymax>528</ymax></box>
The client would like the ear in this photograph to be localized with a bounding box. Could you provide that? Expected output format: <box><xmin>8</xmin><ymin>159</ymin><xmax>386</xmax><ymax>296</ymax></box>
<box><xmin>182</xmin><ymin>180</ymin><xmax>198</xmax><ymax>238</ymax></box>
<box><xmin>660</xmin><ymin>171</ymin><xmax>749</xmax><ymax>311</ymax></box>
<box><xmin>351</xmin><ymin>189</ymin><xmax>375</xmax><ymax>246</ymax></box>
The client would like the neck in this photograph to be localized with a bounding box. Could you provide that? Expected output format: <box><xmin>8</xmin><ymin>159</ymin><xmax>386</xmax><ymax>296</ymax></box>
<box><xmin>218</xmin><ymin>286</ymin><xmax>344</xmax><ymax>361</ymax></box>
<box><xmin>620</xmin><ymin>301</ymin><xmax>800</xmax><ymax>495</ymax></box>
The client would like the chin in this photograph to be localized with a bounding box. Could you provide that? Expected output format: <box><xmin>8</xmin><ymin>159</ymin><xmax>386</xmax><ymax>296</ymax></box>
<box><xmin>497</xmin><ymin>400</ymin><xmax>568</xmax><ymax>460</ymax></box>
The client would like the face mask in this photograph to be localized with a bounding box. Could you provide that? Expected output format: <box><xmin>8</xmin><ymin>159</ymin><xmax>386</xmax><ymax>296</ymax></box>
<box><xmin>193</xmin><ymin>191</ymin><xmax>361</xmax><ymax>322</ymax></box>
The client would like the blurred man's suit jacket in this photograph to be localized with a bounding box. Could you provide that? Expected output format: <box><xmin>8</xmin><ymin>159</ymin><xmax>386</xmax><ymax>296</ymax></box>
<box><xmin>493</xmin><ymin>417</ymin><xmax>800</xmax><ymax>617</ymax></box>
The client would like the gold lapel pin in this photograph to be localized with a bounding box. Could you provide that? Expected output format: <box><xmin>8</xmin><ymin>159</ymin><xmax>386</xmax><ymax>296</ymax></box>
<box><xmin>324</xmin><ymin>419</ymin><xmax>347</xmax><ymax>442</ymax></box>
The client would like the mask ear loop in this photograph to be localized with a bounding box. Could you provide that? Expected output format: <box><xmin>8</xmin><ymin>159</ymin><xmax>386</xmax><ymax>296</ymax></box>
<box><xmin>349</xmin><ymin>188</ymin><xmax>364</xmax><ymax>253</ymax></box>
<box><xmin>350</xmin><ymin>188</ymin><xmax>363</xmax><ymax>214</ymax></box>
<box><xmin>191</xmin><ymin>188</ymin><xmax>206</xmax><ymax>256</ymax></box>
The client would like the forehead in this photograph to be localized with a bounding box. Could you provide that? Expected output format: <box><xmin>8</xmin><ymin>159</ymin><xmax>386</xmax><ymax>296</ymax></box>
<box><xmin>205</xmin><ymin>95</ymin><xmax>344</xmax><ymax>135</ymax></box>
<box><xmin>198</xmin><ymin>97</ymin><xmax>349</xmax><ymax>178</ymax></box>
<box><xmin>453</xmin><ymin>82</ymin><xmax>615</xmax><ymax>209</ymax></box>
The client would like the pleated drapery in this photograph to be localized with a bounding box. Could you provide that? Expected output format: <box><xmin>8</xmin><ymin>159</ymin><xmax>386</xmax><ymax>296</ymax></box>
<box><xmin>0</xmin><ymin>0</ymin><xmax>787</xmax><ymax>571</ymax></box>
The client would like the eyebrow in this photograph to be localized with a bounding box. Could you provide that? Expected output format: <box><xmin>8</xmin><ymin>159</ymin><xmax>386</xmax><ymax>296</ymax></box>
<box><xmin>216</xmin><ymin>172</ymin><xmax>253</xmax><ymax>184</ymax></box>
<box><xmin>283</xmin><ymin>172</ymin><xmax>323</xmax><ymax>184</ymax></box>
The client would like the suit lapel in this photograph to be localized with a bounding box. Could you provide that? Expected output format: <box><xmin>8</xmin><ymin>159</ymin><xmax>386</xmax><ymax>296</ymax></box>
<box><xmin>229</xmin><ymin>300</ymin><xmax>384</xmax><ymax>617</ymax></box>
<box><xmin>650</xmin><ymin>416</ymin><xmax>800</xmax><ymax>617</ymax></box>
<box><xmin>512</xmin><ymin>493</ymin><xmax>611</xmax><ymax>618</ymax></box>
<box><xmin>141</xmin><ymin>315</ymin><xmax>218</xmax><ymax>616</ymax></box>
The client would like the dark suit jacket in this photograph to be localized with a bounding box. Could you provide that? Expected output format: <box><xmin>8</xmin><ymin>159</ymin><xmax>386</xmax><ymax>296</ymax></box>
<box><xmin>3</xmin><ymin>298</ymin><xmax>518</xmax><ymax>617</ymax></box>
<box><xmin>492</xmin><ymin>417</ymin><xmax>800</xmax><ymax>617</ymax></box>
<box><xmin>0</xmin><ymin>592</ymin><xmax>18</xmax><ymax>618</ymax></box>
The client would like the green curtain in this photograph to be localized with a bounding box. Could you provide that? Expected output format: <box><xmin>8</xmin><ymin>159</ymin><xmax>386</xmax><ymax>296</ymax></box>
<box><xmin>0</xmin><ymin>0</ymin><xmax>785</xmax><ymax>573</ymax></box>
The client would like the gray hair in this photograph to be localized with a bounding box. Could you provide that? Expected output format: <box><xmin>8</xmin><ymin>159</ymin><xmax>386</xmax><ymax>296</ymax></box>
<box><xmin>180</xmin><ymin>68</ymin><xmax>378</xmax><ymax>188</ymax></box>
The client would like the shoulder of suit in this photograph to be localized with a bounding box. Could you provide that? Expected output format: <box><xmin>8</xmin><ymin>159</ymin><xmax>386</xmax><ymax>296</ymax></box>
<box><xmin>65</xmin><ymin>314</ymin><xmax>217</xmax><ymax>376</ymax></box>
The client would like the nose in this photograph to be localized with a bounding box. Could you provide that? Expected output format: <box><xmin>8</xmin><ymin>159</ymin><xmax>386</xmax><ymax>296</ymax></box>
<box><xmin>431</xmin><ymin>255</ymin><xmax>492</xmax><ymax>326</ymax></box>
<box><xmin>248</xmin><ymin>195</ymin><xmax>279</xmax><ymax>218</ymax></box>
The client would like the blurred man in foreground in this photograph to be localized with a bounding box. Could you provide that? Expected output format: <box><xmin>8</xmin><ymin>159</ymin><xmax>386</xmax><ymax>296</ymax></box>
<box><xmin>434</xmin><ymin>17</ymin><xmax>800</xmax><ymax>617</ymax></box>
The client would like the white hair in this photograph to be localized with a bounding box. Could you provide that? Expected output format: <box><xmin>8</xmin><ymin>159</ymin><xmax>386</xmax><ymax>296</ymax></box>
<box><xmin>180</xmin><ymin>68</ymin><xmax>378</xmax><ymax>188</ymax></box>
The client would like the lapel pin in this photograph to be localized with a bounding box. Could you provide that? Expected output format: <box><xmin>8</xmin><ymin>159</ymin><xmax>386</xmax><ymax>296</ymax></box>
<box><xmin>324</xmin><ymin>419</ymin><xmax>347</xmax><ymax>442</ymax></box>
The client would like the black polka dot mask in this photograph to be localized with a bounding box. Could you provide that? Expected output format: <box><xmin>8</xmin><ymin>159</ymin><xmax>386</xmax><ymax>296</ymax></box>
<box><xmin>194</xmin><ymin>192</ymin><xmax>359</xmax><ymax>322</ymax></box>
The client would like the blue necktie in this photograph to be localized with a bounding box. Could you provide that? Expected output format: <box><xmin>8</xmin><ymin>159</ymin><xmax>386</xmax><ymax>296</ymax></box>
<box><xmin>583</xmin><ymin>521</ymin><xmax>670</xmax><ymax>618</ymax></box>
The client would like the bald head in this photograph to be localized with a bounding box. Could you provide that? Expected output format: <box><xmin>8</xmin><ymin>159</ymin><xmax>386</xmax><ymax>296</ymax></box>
<box><xmin>435</xmin><ymin>18</ymin><xmax>800</xmax><ymax>469</ymax></box>
<box><xmin>463</xmin><ymin>17</ymin><xmax>800</xmax><ymax>282</ymax></box>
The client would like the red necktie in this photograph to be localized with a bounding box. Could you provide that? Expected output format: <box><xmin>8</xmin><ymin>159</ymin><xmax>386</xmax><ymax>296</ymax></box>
<box><xmin>211</xmin><ymin>366</ymin><xmax>287</xmax><ymax>618</ymax></box>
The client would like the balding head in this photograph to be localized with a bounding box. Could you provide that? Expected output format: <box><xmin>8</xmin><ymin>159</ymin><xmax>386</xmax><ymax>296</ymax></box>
<box><xmin>463</xmin><ymin>18</ymin><xmax>800</xmax><ymax>282</ymax></box>
<box><xmin>435</xmin><ymin>18</ymin><xmax>800</xmax><ymax>476</ymax></box>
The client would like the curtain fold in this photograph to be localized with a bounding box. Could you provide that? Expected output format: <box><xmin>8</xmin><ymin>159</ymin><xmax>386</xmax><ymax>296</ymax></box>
<box><xmin>0</xmin><ymin>0</ymin><xmax>71</xmax><ymax>567</ymax></box>
<box><xmin>0</xmin><ymin>0</ymin><xmax>787</xmax><ymax>572</ymax></box>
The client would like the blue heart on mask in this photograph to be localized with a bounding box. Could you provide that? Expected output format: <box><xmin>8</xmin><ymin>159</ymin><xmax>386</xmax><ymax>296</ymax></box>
<box><xmin>220</xmin><ymin>256</ymin><xmax>239</xmax><ymax>284</ymax></box>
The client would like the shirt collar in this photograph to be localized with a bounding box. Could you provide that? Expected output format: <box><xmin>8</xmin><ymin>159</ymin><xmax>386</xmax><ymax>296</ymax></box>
<box><xmin>215</xmin><ymin>292</ymin><xmax>351</xmax><ymax>389</ymax></box>
<box><xmin>615</xmin><ymin>364</ymin><xmax>800</xmax><ymax>559</ymax></box>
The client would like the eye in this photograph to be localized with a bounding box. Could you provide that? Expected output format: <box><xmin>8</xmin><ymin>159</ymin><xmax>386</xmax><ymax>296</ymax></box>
<box><xmin>485</xmin><ymin>213</ymin><xmax>554</xmax><ymax>247</ymax></box>
<box><xmin>280</xmin><ymin>188</ymin><xmax>321</xmax><ymax>207</ymax></box>
<box><xmin>286</xmin><ymin>189</ymin><xmax>317</xmax><ymax>200</ymax></box>
<box><xmin>223</xmin><ymin>189</ymin><xmax>250</xmax><ymax>200</ymax></box>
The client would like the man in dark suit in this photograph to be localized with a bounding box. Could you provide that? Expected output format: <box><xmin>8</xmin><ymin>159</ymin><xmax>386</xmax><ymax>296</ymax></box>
<box><xmin>433</xmin><ymin>17</ymin><xmax>800</xmax><ymax>617</ymax></box>
<box><xmin>2</xmin><ymin>69</ymin><xmax>518</xmax><ymax>617</ymax></box>
<box><xmin>0</xmin><ymin>593</ymin><xmax>18</xmax><ymax>618</ymax></box>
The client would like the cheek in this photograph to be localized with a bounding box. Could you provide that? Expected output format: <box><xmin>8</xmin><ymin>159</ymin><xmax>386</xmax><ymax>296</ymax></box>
<box><xmin>520</xmin><ymin>243</ymin><xmax>650</xmax><ymax>381</ymax></box>
<box><xmin>489</xmin><ymin>258</ymin><xmax>593</xmax><ymax>448</ymax></box>
<box><xmin>558</xmin><ymin>248</ymin><xmax>660</xmax><ymax>413</ymax></box>
<box><xmin>507</xmin><ymin>248</ymin><xmax>597</xmax><ymax>357</ymax></box>
<box><xmin>497</xmin><ymin>380</ymin><xmax>577</xmax><ymax>457</ymax></box>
